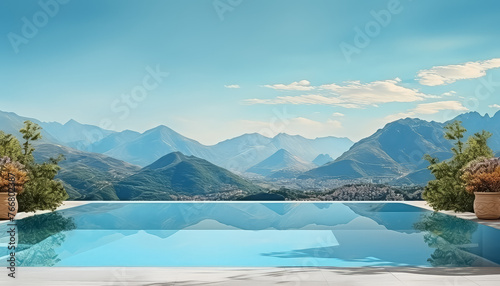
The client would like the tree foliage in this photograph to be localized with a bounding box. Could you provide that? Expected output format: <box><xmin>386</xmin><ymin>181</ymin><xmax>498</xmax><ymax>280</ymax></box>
<box><xmin>19</xmin><ymin>120</ymin><xmax>42</xmax><ymax>159</ymax></box>
<box><xmin>18</xmin><ymin>155</ymin><xmax>68</xmax><ymax>212</ymax></box>
<box><xmin>423</xmin><ymin>121</ymin><xmax>494</xmax><ymax>212</ymax></box>
<box><xmin>0</xmin><ymin>156</ymin><xmax>28</xmax><ymax>193</ymax></box>
<box><xmin>0</xmin><ymin>131</ymin><xmax>23</xmax><ymax>162</ymax></box>
<box><xmin>0</xmin><ymin>121</ymin><xmax>68</xmax><ymax>212</ymax></box>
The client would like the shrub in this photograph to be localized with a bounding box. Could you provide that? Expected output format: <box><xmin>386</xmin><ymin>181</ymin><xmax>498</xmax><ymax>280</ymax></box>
<box><xmin>0</xmin><ymin>156</ymin><xmax>28</xmax><ymax>193</ymax></box>
<box><xmin>462</xmin><ymin>157</ymin><xmax>500</xmax><ymax>193</ymax></box>
<box><xmin>423</xmin><ymin>121</ymin><xmax>494</xmax><ymax>212</ymax></box>
<box><xmin>0</xmin><ymin>121</ymin><xmax>68</xmax><ymax>212</ymax></box>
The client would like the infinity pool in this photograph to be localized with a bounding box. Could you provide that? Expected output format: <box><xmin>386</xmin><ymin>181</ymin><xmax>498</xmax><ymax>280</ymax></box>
<box><xmin>1</xmin><ymin>202</ymin><xmax>499</xmax><ymax>267</ymax></box>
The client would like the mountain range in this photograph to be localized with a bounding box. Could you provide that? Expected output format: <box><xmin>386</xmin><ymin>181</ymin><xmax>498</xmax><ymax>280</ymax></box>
<box><xmin>0</xmin><ymin>110</ymin><xmax>353</xmax><ymax>173</ymax></box>
<box><xmin>2</xmin><ymin>109</ymin><xmax>500</xmax><ymax>199</ymax></box>
<box><xmin>303</xmin><ymin>111</ymin><xmax>500</xmax><ymax>185</ymax></box>
<box><xmin>91</xmin><ymin>130</ymin><xmax>353</xmax><ymax>173</ymax></box>
<box><xmin>1</xmin><ymin>111</ymin><xmax>267</xmax><ymax>199</ymax></box>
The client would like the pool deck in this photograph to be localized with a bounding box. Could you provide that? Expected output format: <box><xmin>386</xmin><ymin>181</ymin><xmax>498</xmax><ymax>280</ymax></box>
<box><xmin>2</xmin><ymin>200</ymin><xmax>500</xmax><ymax>285</ymax></box>
<box><xmin>4</xmin><ymin>266</ymin><xmax>500</xmax><ymax>286</ymax></box>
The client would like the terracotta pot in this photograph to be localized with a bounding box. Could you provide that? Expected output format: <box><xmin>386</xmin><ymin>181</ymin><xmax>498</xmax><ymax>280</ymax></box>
<box><xmin>474</xmin><ymin>192</ymin><xmax>500</xmax><ymax>220</ymax></box>
<box><xmin>0</xmin><ymin>192</ymin><xmax>18</xmax><ymax>220</ymax></box>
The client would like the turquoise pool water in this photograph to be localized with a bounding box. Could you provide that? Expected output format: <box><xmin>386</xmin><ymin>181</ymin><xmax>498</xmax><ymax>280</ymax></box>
<box><xmin>1</xmin><ymin>202</ymin><xmax>499</xmax><ymax>267</ymax></box>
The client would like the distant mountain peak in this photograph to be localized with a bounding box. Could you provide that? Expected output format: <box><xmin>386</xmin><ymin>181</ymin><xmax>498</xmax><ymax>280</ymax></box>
<box><xmin>392</xmin><ymin>117</ymin><xmax>426</xmax><ymax>125</ymax></box>
<box><xmin>144</xmin><ymin>151</ymin><xmax>186</xmax><ymax>170</ymax></box>
<box><xmin>246</xmin><ymin>148</ymin><xmax>314</xmax><ymax>176</ymax></box>
<box><xmin>274</xmin><ymin>148</ymin><xmax>291</xmax><ymax>156</ymax></box>
<box><xmin>457</xmin><ymin>111</ymin><xmax>483</xmax><ymax>119</ymax></box>
<box><xmin>64</xmin><ymin>119</ymin><xmax>80</xmax><ymax>125</ymax></box>
<box><xmin>274</xmin><ymin>133</ymin><xmax>301</xmax><ymax>139</ymax></box>
<box><xmin>148</xmin><ymin>125</ymin><xmax>174</xmax><ymax>132</ymax></box>
<box><xmin>120</xmin><ymin>129</ymin><xmax>141</xmax><ymax>135</ymax></box>
<box><xmin>232</xmin><ymin>132</ymin><xmax>270</xmax><ymax>140</ymax></box>
<box><xmin>312</xmin><ymin>154</ymin><xmax>334</xmax><ymax>166</ymax></box>
<box><xmin>143</xmin><ymin>125</ymin><xmax>185</xmax><ymax>138</ymax></box>
<box><xmin>448</xmin><ymin>111</ymin><xmax>497</xmax><ymax>125</ymax></box>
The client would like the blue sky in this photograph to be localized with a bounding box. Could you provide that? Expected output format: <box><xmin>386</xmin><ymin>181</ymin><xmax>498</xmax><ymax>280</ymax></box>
<box><xmin>1</xmin><ymin>0</ymin><xmax>500</xmax><ymax>144</ymax></box>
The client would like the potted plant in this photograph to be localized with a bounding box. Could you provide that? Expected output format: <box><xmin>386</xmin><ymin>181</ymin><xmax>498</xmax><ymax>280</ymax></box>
<box><xmin>462</xmin><ymin>157</ymin><xmax>500</xmax><ymax>219</ymax></box>
<box><xmin>0</xmin><ymin>156</ymin><xmax>28</xmax><ymax>220</ymax></box>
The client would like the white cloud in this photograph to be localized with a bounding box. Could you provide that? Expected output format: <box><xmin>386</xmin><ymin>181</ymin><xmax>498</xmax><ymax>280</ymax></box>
<box><xmin>243</xmin><ymin>94</ymin><xmax>353</xmax><ymax>107</ymax></box>
<box><xmin>412</xmin><ymin>101</ymin><xmax>468</xmax><ymax>114</ymax></box>
<box><xmin>385</xmin><ymin>101</ymin><xmax>468</xmax><ymax>121</ymax></box>
<box><xmin>290</xmin><ymin>117</ymin><xmax>342</xmax><ymax>132</ymax></box>
<box><xmin>332</xmin><ymin>112</ymin><xmax>345</xmax><ymax>117</ymax></box>
<box><xmin>442</xmin><ymin>91</ymin><xmax>456</xmax><ymax>97</ymax></box>
<box><xmin>417</xmin><ymin>58</ymin><xmax>500</xmax><ymax>86</ymax></box>
<box><xmin>246</xmin><ymin>78</ymin><xmax>437</xmax><ymax>108</ymax></box>
<box><xmin>264</xmin><ymin>80</ymin><xmax>314</xmax><ymax>91</ymax></box>
<box><xmin>224</xmin><ymin>84</ymin><xmax>240</xmax><ymax>89</ymax></box>
<box><xmin>490</xmin><ymin>104</ymin><xmax>500</xmax><ymax>109</ymax></box>
<box><xmin>320</xmin><ymin>78</ymin><xmax>436</xmax><ymax>105</ymax></box>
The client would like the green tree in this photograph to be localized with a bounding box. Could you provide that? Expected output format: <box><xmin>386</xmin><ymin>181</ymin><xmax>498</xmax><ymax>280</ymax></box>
<box><xmin>19</xmin><ymin>120</ymin><xmax>42</xmax><ymax>163</ymax></box>
<box><xmin>13</xmin><ymin>121</ymin><xmax>68</xmax><ymax>212</ymax></box>
<box><xmin>0</xmin><ymin>131</ymin><xmax>23</xmax><ymax>162</ymax></box>
<box><xmin>423</xmin><ymin>121</ymin><xmax>494</xmax><ymax>212</ymax></box>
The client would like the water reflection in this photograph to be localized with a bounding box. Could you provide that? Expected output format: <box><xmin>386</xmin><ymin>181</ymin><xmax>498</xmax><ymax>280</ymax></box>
<box><xmin>61</xmin><ymin>202</ymin><xmax>363</xmax><ymax>231</ymax></box>
<box><xmin>17</xmin><ymin>212</ymin><xmax>76</xmax><ymax>245</ymax></box>
<box><xmin>1</xmin><ymin>203</ymin><xmax>499</xmax><ymax>267</ymax></box>
<box><xmin>414</xmin><ymin>212</ymin><xmax>498</xmax><ymax>267</ymax></box>
<box><xmin>1</xmin><ymin>212</ymin><xmax>75</xmax><ymax>266</ymax></box>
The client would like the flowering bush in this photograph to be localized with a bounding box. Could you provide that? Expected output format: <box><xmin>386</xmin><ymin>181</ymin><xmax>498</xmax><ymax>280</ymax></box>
<box><xmin>0</xmin><ymin>156</ymin><xmax>28</xmax><ymax>194</ymax></box>
<box><xmin>462</xmin><ymin>157</ymin><xmax>500</xmax><ymax>193</ymax></box>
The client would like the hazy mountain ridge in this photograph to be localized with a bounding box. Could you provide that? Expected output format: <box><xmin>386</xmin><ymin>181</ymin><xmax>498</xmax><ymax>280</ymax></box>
<box><xmin>90</xmin><ymin>130</ymin><xmax>142</xmax><ymax>154</ymax></box>
<box><xmin>41</xmin><ymin>119</ymin><xmax>115</xmax><ymax>151</ymax></box>
<box><xmin>210</xmin><ymin>133</ymin><xmax>352</xmax><ymax>172</ymax></box>
<box><xmin>101</xmin><ymin>125</ymin><xmax>216</xmax><ymax>167</ymax></box>
<box><xmin>96</xmin><ymin>130</ymin><xmax>353</xmax><ymax>172</ymax></box>
<box><xmin>0</xmin><ymin>110</ymin><xmax>60</xmax><ymax>144</ymax></box>
<box><xmin>0</xmin><ymin>110</ymin><xmax>352</xmax><ymax>173</ymax></box>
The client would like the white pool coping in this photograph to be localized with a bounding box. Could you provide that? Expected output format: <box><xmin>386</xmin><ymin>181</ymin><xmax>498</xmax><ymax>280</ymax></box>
<box><xmin>2</xmin><ymin>266</ymin><xmax>500</xmax><ymax>285</ymax></box>
<box><xmin>2</xmin><ymin>200</ymin><xmax>500</xmax><ymax>285</ymax></box>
